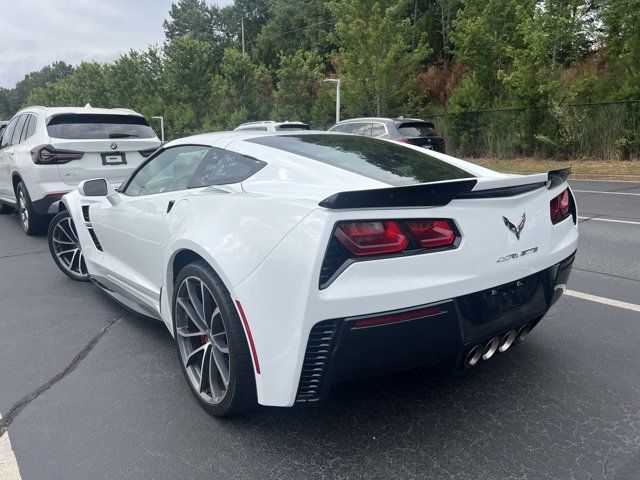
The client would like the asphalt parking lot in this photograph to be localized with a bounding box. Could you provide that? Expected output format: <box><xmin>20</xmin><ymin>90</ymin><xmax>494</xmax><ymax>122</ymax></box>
<box><xmin>1</xmin><ymin>179</ymin><xmax>639</xmax><ymax>480</ymax></box>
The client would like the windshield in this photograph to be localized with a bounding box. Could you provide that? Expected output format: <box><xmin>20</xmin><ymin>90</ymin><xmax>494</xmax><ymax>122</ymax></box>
<box><xmin>247</xmin><ymin>134</ymin><xmax>472</xmax><ymax>186</ymax></box>
<box><xmin>47</xmin><ymin>114</ymin><xmax>157</xmax><ymax>139</ymax></box>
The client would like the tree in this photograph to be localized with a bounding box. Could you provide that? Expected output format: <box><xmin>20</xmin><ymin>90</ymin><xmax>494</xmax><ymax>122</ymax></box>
<box><xmin>163</xmin><ymin>0</ymin><xmax>219</xmax><ymax>43</ymax></box>
<box><xmin>273</xmin><ymin>50</ymin><xmax>323</xmax><ymax>122</ymax></box>
<box><xmin>330</xmin><ymin>0</ymin><xmax>430</xmax><ymax>117</ymax></box>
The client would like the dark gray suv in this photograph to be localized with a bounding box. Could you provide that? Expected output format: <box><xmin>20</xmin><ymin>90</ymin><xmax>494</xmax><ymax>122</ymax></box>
<box><xmin>328</xmin><ymin>117</ymin><xmax>445</xmax><ymax>153</ymax></box>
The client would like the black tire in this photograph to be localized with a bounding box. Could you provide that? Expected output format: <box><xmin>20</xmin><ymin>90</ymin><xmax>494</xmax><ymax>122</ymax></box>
<box><xmin>48</xmin><ymin>210</ymin><xmax>90</xmax><ymax>282</ymax></box>
<box><xmin>0</xmin><ymin>201</ymin><xmax>14</xmax><ymax>214</ymax></box>
<box><xmin>16</xmin><ymin>181</ymin><xmax>49</xmax><ymax>235</ymax></box>
<box><xmin>173</xmin><ymin>260</ymin><xmax>257</xmax><ymax>416</ymax></box>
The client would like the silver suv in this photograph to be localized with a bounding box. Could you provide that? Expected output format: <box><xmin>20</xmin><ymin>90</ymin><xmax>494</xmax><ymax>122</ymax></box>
<box><xmin>0</xmin><ymin>105</ymin><xmax>161</xmax><ymax>235</ymax></box>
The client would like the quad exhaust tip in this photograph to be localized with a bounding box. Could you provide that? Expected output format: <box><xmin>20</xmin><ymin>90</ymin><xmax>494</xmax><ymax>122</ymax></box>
<box><xmin>465</xmin><ymin>345</ymin><xmax>483</xmax><ymax>368</ymax></box>
<box><xmin>516</xmin><ymin>324</ymin><xmax>531</xmax><ymax>343</ymax></box>
<box><xmin>481</xmin><ymin>337</ymin><xmax>500</xmax><ymax>361</ymax></box>
<box><xmin>465</xmin><ymin>324</ymin><xmax>531</xmax><ymax>368</ymax></box>
<box><xmin>498</xmin><ymin>330</ymin><xmax>517</xmax><ymax>353</ymax></box>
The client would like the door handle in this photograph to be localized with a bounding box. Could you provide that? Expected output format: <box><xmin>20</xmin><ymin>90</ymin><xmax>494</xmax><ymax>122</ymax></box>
<box><xmin>166</xmin><ymin>200</ymin><xmax>175</xmax><ymax>213</ymax></box>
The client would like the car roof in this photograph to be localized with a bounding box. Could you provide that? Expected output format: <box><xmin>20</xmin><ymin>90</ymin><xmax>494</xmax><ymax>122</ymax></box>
<box><xmin>234</xmin><ymin>120</ymin><xmax>309</xmax><ymax>130</ymax></box>
<box><xmin>333</xmin><ymin>117</ymin><xmax>429</xmax><ymax>124</ymax></box>
<box><xmin>17</xmin><ymin>105</ymin><xmax>143</xmax><ymax>118</ymax></box>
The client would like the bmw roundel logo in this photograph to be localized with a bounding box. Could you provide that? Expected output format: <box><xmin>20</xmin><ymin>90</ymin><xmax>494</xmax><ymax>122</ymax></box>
<box><xmin>110</xmin><ymin>143</ymin><xmax>118</xmax><ymax>150</ymax></box>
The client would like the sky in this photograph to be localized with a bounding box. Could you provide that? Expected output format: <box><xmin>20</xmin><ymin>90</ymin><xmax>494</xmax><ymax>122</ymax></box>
<box><xmin>0</xmin><ymin>0</ymin><xmax>233</xmax><ymax>89</ymax></box>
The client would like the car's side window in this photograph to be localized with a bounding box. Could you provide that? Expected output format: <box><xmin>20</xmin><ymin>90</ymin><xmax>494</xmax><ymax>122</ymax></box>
<box><xmin>0</xmin><ymin>117</ymin><xmax>19</xmax><ymax>149</ymax></box>
<box><xmin>350</xmin><ymin>123</ymin><xmax>369</xmax><ymax>135</ymax></box>
<box><xmin>22</xmin><ymin>115</ymin><xmax>37</xmax><ymax>142</ymax></box>
<box><xmin>10</xmin><ymin>115</ymin><xmax>27</xmax><ymax>146</ymax></box>
<box><xmin>123</xmin><ymin>145</ymin><xmax>210</xmax><ymax>197</ymax></box>
<box><xmin>371</xmin><ymin>123</ymin><xmax>386</xmax><ymax>137</ymax></box>
<box><xmin>188</xmin><ymin>148</ymin><xmax>266</xmax><ymax>188</ymax></box>
<box><xmin>330</xmin><ymin>124</ymin><xmax>346</xmax><ymax>133</ymax></box>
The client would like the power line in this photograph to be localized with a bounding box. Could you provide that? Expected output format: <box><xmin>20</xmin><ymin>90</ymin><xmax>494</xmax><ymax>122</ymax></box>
<box><xmin>245</xmin><ymin>19</ymin><xmax>332</xmax><ymax>45</ymax></box>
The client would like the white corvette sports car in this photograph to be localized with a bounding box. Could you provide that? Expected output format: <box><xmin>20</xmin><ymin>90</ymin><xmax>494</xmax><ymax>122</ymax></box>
<box><xmin>48</xmin><ymin>131</ymin><xmax>578</xmax><ymax>416</ymax></box>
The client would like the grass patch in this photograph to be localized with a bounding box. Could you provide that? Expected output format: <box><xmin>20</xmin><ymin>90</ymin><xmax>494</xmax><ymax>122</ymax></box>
<box><xmin>465</xmin><ymin>157</ymin><xmax>640</xmax><ymax>178</ymax></box>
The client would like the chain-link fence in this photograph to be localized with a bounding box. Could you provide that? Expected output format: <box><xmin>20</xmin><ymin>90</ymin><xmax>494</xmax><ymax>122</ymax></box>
<box><xmin>428</xmin><ymin>100</ymin><xmax>640</xmax><ymax>160</ymax></box>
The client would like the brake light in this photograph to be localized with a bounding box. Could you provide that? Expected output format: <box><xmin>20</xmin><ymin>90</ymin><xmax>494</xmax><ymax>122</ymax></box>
<box><xmin>335</xmin><ymin>221</ymin><xmax>408</xmax><ymax>256</ymax></box>
<box><xmin>31</xmin><ymin>145</ymin><xmax>84</xmax><ymax>164</ymax></box>
<box><xmin>396</xmin><ymin>138</ymin><xmax>408</xmax><ymax>143</ymax></box>
<box><xmin>550</xmin><ymin>188</ymin><xmax>573</xmax><ymax>224</ymax></box>
<box><xmin>139</xmin><ymin>147</ymin><xmax>158</xmax><ymax>158</ymax></box>
<box><xmin>405</xmin><ymin>220</ymin><xmax>456</xmax><ymax>248</ymax></box>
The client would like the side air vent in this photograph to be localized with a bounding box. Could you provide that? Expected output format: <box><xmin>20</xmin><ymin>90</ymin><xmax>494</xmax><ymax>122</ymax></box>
<box><xmin>88</xmin><ymin>229</ymin><xmax>103</xmax><ymax>251</ymax></box>
<box><xmin>82</xmin><ymin>205</ymin><xmax>90</xmax><ymax>223</ymax></box>
<box><xmin>295</xmin><ymin>319</ymin><xmax>339</xmax><ymax>403</ymax></box>
<box><xmin>81</xmin><ymin>206</ymin><xmax>103</xmax><ymax>252</ymax></box>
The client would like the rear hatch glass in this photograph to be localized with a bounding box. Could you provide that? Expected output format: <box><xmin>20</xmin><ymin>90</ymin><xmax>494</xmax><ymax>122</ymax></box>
<box><xmin>276</xmin><ymin>123</ymin><xmax>310</xmax><ymax>131</ymax></box>
<box><xmin>47</xmin><ymin>114</ymin><xmax>157</xmax><ymax>139</ymax></box>
<box><xmin>247</xmin><ymin>134</ymin><xmax>472</xmax><ymax>186</ymax></box>
<box><xmin>397</xmin><ymin>122</ymin><xmax>439</xmax><ymax>138</ymax></box>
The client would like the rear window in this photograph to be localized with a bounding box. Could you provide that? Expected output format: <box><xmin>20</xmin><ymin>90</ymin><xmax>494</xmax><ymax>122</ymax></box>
<box><xmin>276</xmin><ymin>124</ymin><xmax>310</xmax><ymax>131</ymax></box>
<box><xmin>47</xmin><ymin>114</ymin><xmax>156</xmax><ymax>139</ymax></box>
<box><xmin>247</xmin><ymin>134</ymin><xmax>472</xmax><ymax>186</ymax></box>
<box><xmin>397</xmin><ymin>122</ymin><xmax>438</xmax><ymax>138</ymax></box>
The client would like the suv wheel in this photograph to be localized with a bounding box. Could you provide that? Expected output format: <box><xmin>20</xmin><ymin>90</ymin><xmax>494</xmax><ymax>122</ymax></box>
<box><xmin>48</xmin><ymin>210</ymin><xmax>90</xmax><ymax>282</ymax></box>
<box><xmin>16</xmin><ymin>181</ymin><xmax>49</xmax><ymax>235</ymax></box>
<box><xmin>173</xmin><ymin>260</ymin><xmax>257</xmax><ymax>416</ymax></box>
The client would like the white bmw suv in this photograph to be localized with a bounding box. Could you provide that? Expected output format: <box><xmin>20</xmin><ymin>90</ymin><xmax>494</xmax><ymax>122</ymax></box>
<box><xmin>0</xmin><ymin>106</ymin><xmax>161</xmax><ymax>235</ymax></box>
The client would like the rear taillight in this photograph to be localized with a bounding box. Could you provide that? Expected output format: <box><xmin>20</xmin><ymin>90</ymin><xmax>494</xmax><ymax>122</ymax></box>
<box><xmin>396</xmin><ymin>138</ymin><xmax>408</xmax><ymax>143</ymax></box>
<box><xmin>139</xmin><ymin>147</ymin><xmax>158</xmax><ymax>158</ymax></box>
<box><xmin>405</xmin><ymin>220</ymin><xmax>455</xmax><ymax>248</ymax></box>
<box><xmin>31</xmin><ymin>145</ymin><xmax>84</xmax><ymax>164</ymax></box>
<box><xmin>321</xmin><ymin>218</ymin><xmax>460</xmax><ymax>288</ymax></box>
<box><xmin>550</xmin><ymin>188</ymin><xmax>574</xmax><ymax>224</ymax></box>
<box><xmin>335</xmin><ymin>221</ymin><xmax>408</xmax><ymax>256</ymax></box>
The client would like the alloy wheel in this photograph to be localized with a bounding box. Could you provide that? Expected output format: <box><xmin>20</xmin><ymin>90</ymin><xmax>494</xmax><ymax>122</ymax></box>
<box><xmin>51</xmin><ymin>216</ymin><xmax>88</xmax><ymax>278</ymax></box>
<box><xmin>18</xmin><ymin>190</ymin><xmax>29</xmax><ymax>231</ymax></box>
<box><xmin>175</xmin><ymin>276</ymin><xmax>230</xmax><ymax>405</ymax></box>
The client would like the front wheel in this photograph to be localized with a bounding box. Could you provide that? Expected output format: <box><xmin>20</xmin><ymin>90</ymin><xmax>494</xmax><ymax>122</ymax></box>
<box><xmin>173</xmin><ymin>261</ymin><xmax>257</xmax><ymax>416</ymax></box>
<box><xmin>48</xmin><ymin>210</ymin><xmax>90</xmax><ymax>282</ymax></box>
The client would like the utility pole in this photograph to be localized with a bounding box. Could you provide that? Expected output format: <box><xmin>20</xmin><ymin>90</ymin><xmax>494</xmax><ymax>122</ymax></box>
<box><xmin>323</xmin><ymin>78</ymin><xmax>341</xmax><ymax>124</ymax></box>
<box><xmin>152</xmin><ymin>116</ymin><xmax>164</xmax><ymax>143</ymax></box>
<box><xmin>241</xmin><ymin>16</ymin><xmax>245</xmax><ymax>55</ymax></box>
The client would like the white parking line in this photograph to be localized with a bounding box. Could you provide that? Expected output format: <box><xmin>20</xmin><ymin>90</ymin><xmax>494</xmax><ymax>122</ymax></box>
<box><xmin>565</xmin><ymin>290</ymin><xmax>640</xmax><ymax>313</ymax></box>
<box><xmin>578</xmin><ymin>216</ymin><xmax>640</xmax><ymax>225</ymax></box>
<box><xmin>0</xmin><ymin>416</ymin><xmax>22</xmax><ymax>480</ymax></box>
<box><xmin>573</xmin><ymin>189</ymin><xmax>640</xmax><ymax>196</ymax></box>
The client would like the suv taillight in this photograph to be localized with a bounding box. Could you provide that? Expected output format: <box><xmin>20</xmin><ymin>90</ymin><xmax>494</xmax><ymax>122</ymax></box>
<box><xmin>31</xmin><ymin>145</ymin><xmax>84</xmax><ymax>164</ymax></box>
<box><xmin>139</xmin><ymin>147</ymin><xmax>158</xmax><ymax>158</ymax></box>
<box><xmin>550</xmin><ymin>188</ymin><xmax>575</xmax><ymax>224</ymax></box>
<box><xmin>321</xmin><ymin>219</ymin><xmax>460</xmax><ymax>288</ymax></box>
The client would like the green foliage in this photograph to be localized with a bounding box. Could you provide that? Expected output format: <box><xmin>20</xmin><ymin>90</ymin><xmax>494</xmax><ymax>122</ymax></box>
<box><xmin>2</xmin><ymin>0</ymin><xmax>639</xmax><ymax>160</ymax></box>
<box><xmin>331</xmin><ymin>0</ymin><xmax>430</xmax><ymax>117</ymax></box>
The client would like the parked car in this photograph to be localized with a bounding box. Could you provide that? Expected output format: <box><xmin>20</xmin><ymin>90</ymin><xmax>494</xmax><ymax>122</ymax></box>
<box><xmin>0</xmin><ymin>121</ymin><xmax>8</xmax><ymax>141</ymax></box>
<box><xmin>48</xmin><ymin>131</ymin><xmax>577</xmax><ymax>416</ymax></box>
<box><xmin>329</xmin><ymin>117</ymin><xmax>446</xmax><ymax>152</ymax></box>
<box><xmin>0</xmin><ymin>105</ymin><xmax>161</xmax><ymax>234</ymax></box>
<box><xmin>234</xmin><ymin>120</ymin><xmax>310</xmax><ymax>132</ymax></box>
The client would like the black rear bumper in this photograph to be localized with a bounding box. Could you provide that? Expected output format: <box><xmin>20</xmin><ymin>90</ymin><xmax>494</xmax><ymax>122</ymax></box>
<box><xmin>295</xmin><ymin>251</ymin><xmax>576</xmax><ymax>404</ymax></box>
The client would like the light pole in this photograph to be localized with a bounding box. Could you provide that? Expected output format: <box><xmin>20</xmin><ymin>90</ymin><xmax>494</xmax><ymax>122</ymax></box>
<box><xmin>323</xmin><ymin>78</ymin><xmax>341</xmax><ymax>124</ymax></box>
<box><xmin>152</xmin><ymin>116</ymin><xmax>165</xmax><ymax>142</ymax></box>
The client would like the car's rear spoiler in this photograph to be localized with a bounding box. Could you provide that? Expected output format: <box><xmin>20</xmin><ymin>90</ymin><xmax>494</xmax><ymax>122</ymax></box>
<box><xmin>319</xmin><ymin>168</ymin><xmax>571</xmax><ymax>209</ymax></box>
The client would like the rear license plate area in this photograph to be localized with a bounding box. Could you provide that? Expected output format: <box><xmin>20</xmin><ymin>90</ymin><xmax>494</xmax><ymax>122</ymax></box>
<box><xmin>101</xmin><ymin>152</ymin><xmax>126</xmax><ymax>165</ymax></box>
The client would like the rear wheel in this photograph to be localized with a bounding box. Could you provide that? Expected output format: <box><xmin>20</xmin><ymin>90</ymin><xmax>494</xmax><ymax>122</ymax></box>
<box><xmin>0</xmin><ymin>201</ymin><xmax>14</xmax><ymax>214</ymax></box>
<box><xmin>16</xmin><ymin>181</ymin><xmax>49</xmax><ymax>235</ymax></box>
<box><xmin>48</xmin><ymin>210</ymin><xmax>90</xmax><ymax>282</ymax></box>
<box><xmin>173</xmin><ymin>261</ymin><xmax>257</xmax><ymax>416</ymax></box>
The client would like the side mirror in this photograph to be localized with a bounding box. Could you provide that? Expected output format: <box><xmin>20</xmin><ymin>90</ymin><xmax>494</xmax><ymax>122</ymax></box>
<box><xmin>78</xmin><ymin>179</ymin><xmax>121</xmax><ymax>205</ymax></box>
